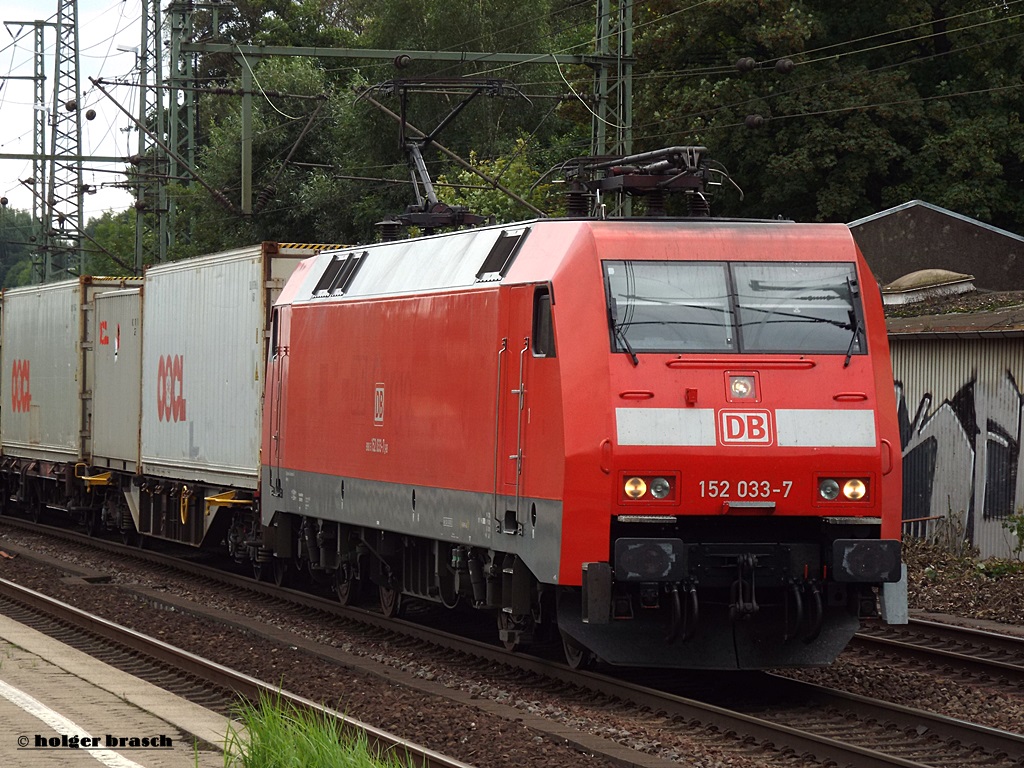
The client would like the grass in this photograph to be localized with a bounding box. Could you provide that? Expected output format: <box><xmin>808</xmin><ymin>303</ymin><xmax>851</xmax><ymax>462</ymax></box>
<box><xmin>223</xmin><ymin>691</ymin><xmax>415</xmax><ymax>768</ymax></box>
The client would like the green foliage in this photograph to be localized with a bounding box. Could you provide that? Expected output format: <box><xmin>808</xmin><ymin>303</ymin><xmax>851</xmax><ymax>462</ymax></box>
<box><xmin>906</xmin><ymin>535</ymin><xmax>1023</xmax><ymax>583</ymax></box>
<box><xmin>0</xmin><ymin>205</ymin><xmax>36</xmax><ymax>287</ymax></box>
<box><xmin>436</xmin><ymin>137</ymin><xmax>570</xmax><ymax>222</ymax></box>
<box><xmin>633</xmin><ymin>1</ymin><xmax>1024</xmax><ymax>228</ymax></box>
<box><xmin>224</xmin><ymin>691</ymin><xmax>413</xmax><ymax>768</ymax></box>
<box><xmin>175</xmin><ymin>58</ymin><xmax>369</xmax><ymax>253</ymax></box>
<box><xmin>84</xmin><ymin>209</ymin><xmax>137</xmax><ymax>276</ymax></box>
<box><xmin>1003</xmin><ymin>509</ymin><xmax>1024</xmax><ymax>561</ymax></box>
<box><xmin>976</xmin><ymin>559</ymin><xmax>1024</xmax><ymax>578</ymax></box>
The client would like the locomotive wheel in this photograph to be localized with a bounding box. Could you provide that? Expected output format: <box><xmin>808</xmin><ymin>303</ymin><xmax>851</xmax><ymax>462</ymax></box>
<box><xmin>334</xmin><ymin>569</ymin><xmax>361</xmax><ymax>606</ymax></box>
<box><xmin>378</xmin><ymin>584</ymin><xmax>403</xmax><ymax>618</ymax></box>
<box><xmin>561</xmin><ymin>632</ymin><xmax>595</xmax><ymax>670</ymax></box>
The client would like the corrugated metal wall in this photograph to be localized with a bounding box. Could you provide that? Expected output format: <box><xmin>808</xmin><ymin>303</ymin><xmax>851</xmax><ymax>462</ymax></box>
<box><xmin>891</xmin><ymin>336</ymin><xmax>1024</xmax><ymax>559</ymax></box>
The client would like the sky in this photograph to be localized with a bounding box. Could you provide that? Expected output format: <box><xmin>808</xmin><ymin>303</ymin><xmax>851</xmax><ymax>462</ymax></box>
<box><xmin>0</xmin><ymin>0</ymin><xmax>143</xmax><ymax>223</ymax></box>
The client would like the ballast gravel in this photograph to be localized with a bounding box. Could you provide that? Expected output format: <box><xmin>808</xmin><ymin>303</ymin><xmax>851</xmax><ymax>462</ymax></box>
<box><xmin>0</xmin><ymin>527</ymin><xmax>1022</xmax><ymax>768</ymax></box>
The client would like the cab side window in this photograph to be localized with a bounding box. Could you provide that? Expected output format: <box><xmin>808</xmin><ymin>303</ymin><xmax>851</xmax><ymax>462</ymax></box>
<box><xmin>533</xmin><ymin>286</ymin><xmax>555</xmax><ymax>358</ymax></box>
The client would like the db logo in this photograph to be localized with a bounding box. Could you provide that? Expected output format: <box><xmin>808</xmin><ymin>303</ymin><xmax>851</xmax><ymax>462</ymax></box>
<box><xmin>719</xmin><ymin>410</ymin><xmax>773</xmax><ymax>445</ymax></box>
<box><xmin>374</xmin><ymin>383</ymin><xmax>385</xmax><ymax>425</ymax></box>
<box><xmin>157</xmin><ymin>354</ymin><xmax>187</xmax><ymax>422</ymax></box>
<box><xmin>10</xmin><ymin>359</ymin><xmax>31</xmax><ymax>413</ymax></box>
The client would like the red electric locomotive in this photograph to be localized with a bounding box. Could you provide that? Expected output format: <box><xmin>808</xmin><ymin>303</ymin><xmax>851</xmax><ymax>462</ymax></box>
<box><xmin>0</xmin><ymin>149</ymin><xmax>904</xmax><ymax>670</ymax></box>
<box><xmin>260</xmin><ymin>215</ymin><xmax>905</xmax><ymax>669</ymax></box>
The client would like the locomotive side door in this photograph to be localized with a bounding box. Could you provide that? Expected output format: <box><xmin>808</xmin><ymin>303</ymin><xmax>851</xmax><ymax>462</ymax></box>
<box><xmin>495</xmin><ymin>285</ymin><xmax>534</xmax><ymax>535</ymax></box>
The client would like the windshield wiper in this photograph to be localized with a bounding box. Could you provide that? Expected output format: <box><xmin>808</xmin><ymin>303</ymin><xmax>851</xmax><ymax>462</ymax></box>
<box><xmin>843</xmin><ymin>316</ymin><xmax>862</xmax><ymax>368</ymax></box>
<box><xmin>614</xmin><ymin>324</ymin><xmax>639</xmax><ymax>367</ymax></box>
<box><xmin>843</xmin><ymin>277</ymin><xmax>862</xmax><ymax>368</ymax></box>
<box><xmin>608</xmin><ymin>300</ymin><xmax>639</xmax><ymax>367</ymax></box>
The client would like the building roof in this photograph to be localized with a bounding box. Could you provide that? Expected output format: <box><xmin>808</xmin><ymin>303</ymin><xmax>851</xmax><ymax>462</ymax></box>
<box><xmin>850</xmin><ymin>200</ymin><xmax>1024</xmax><ymax>245</ymax></box>
<box><xmin>886</xmin><ymin>292</ymin><xmax>1024</xmax><ymax>338</ymax></box>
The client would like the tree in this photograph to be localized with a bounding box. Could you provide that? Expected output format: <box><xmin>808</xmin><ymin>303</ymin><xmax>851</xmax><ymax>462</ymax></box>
<box><xmin>84</xmin><ymin>209</ymin><xmax>137</xmax><ymax>276</ymax></box>
<box><xmin>632</xmin><ymin>1</ymin><xmax>1024</xmax><ymax>230</ymax></box>
<box><xmin>169</xmin><ymin>1</ymin><xmax>589</xmax><ymax>252</ymax></box>
<box><xmin>0</xmin><ymin>205</ymin><xmax>35</xmax><ymax>287</ymax></box>
<box><xmin>435</xmin><ymin>136</ymin><xmax>574</xmax><ymax>222</ymax></box>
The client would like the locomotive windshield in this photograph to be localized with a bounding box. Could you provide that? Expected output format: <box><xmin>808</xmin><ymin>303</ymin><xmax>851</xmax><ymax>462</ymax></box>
<box><xmin>604</xmin><ymin>260</ymin><xmax>865</xmax><ymax>355</ymax></box>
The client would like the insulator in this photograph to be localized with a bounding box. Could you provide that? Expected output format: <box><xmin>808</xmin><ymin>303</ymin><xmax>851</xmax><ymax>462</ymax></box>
<box><xmin>0</xmin><ymin>197</ymin><xmax>7</xmax><ymax>207</ymax></box>
<box><xmin>775</xmin><ymin>58</ymin><xmax>795</xmax><ymax>75</ymax></box>
<box><xmin>566</xmin><ymin>189</ymin><xmax>590</xmax><ymax>218</ymax></box>
<box><xmin>646</xmin><ymin>189</ymin><xmax>667</xmax><ymax>217</ymax></box>
<box><xmin>687</xmin><ymin>192</ymin><xmax>711</xmax><ymax>217</ymax></box>
<box><xmin>735</xmin><ymin>57</ymin><xmax>756</xmax><ymax>73</ymax></box>
<box><xmin>254</xmin><ymin>185</ymin><xmax>276</xmax><ymax>213</ymax></box>
<box><xmin>64</xmin><ymin>99</ymin><xmax>77</xmax><ymax>112</ymax></box>
<box><xmin>375</xmin><ymin>218</ymin><xmax>402</xmax><ymax>241</ymax></box>
<box><xmin>745</xmin><ymin>114</ymin><xmax>765</xmax><ymax>129</ymax></box>
<box><xmin>85</xmin><ymin>109</ymin><xmax>96</xmax><ymax>121</ymax></box>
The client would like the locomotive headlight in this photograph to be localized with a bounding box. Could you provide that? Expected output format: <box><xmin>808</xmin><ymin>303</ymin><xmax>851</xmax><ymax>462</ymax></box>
<box><xmin>819</xmin><ymin>478</ymin><xmax>841</xmax><ymax>500</ymax></box>
<box><xmin>649</xmin><ymin>477</ymin><xmax>671</xmax><ymax>499</ymax></box>
<box><xmin>843</xmin><ymin>478</ymin><xmax>867</xmax><ymax>500</ymax></box>
<box><xmin>624</xmin><ymin>477</ymin><xmax>648</xmax><ymax>499</ymax></box>
<box><xmin>729</xmin><ymin>375</ymin><xmax>755</xmax><ymax>399</ymax></box>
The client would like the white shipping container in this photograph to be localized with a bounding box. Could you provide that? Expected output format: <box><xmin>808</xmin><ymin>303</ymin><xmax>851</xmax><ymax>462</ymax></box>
<box><xmin>1</xmin><ymin>278</ymin><xmax>142</xmax><ymax>463</ymax></box>
<box><xmin>92</xmin><ymin>288</ymin><xmax>143</xmax><ymax>470</ymax></box>
<box><xmin>140</xmin><ymin>243</ymin><xmax>312</xmax><ymax>488</ymax></box>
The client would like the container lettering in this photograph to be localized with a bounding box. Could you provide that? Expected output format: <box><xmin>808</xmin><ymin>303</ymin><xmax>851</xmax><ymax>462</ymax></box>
<box><xmin>157</xmin><ymin>354</ymin><xmax>187</xmax><ymax>422</ymax></box>
<box><xmin>10</xmin><ymin>359</ymin><xmax>30</xmax><ymax>413</ymax></box>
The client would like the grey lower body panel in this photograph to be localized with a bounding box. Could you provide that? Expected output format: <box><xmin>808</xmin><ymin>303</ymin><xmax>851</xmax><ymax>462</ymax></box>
<box><xmin>262</xmin><ymin>467</ymin><xmax>564</xmax><ymax>585</ymax></box>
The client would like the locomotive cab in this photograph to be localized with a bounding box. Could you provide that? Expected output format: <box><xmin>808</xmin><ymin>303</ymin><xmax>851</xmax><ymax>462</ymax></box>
<box><xmin>550</xmin><ymin>222</ymin><xmax>906</xmax><ymax>669</ymax></box>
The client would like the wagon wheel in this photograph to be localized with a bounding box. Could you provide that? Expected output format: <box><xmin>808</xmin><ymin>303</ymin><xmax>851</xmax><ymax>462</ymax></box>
<box><xmin>272</xmin><ymin>558</ymin><xmax>291</xmax><ymax>588</ymax></box>
<box><xmin>378</xmin><ymin>584</ymin><xmax>403</xmax><ymax>618</ymax></box>
<box><xmin>497</xmin><ymin>612</ymin><xmax>533</xmax><ymax>652</ymax></box>
<box><xmin>252</xmin><ymin>561</ymin><xmax>268</xmax><ymax>582</ymax></box>
<box><xmin>84</xmin><ymin>508</ymin><xmax>100</xmax><ymax>537</ymax></box>
<box><xmin>561</xmin><ymin>632</ymin><xmax>595</xmax><ymax>670</ymax></box>
<box><xmin>26</xmin><ymin>487</ymin><xmax>42</xmax><ymax>523</ymax></box>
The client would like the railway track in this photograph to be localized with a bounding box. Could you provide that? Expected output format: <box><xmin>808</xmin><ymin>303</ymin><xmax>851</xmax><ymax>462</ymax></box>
<box><xmin>854</xmin><ymin>618</ymin><xmax>1024</xmax><ymax>686</ymax></box>
<box><xmin>2</xmin><ymin>517</ymin><xmax>1023</xmax><ymax>768</ymax></box>
<box><xmin>0</xmin><ymin>575</ymin><xmax>473</xmax><ymax>768</ymax></box>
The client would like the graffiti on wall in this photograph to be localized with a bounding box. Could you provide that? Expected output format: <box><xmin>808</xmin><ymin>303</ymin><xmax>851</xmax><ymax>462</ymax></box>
<box><xmin>897</xmin><ymin>370</ymin><xmax>1022</xmax><ymax>543</ymax></box>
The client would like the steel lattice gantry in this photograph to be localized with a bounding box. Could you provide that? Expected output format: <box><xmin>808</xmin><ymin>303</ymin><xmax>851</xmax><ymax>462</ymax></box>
<box><xmin>46</xmin><ymin>0</ymin><xmax>84</xmax><ymax>279</ymax></box>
